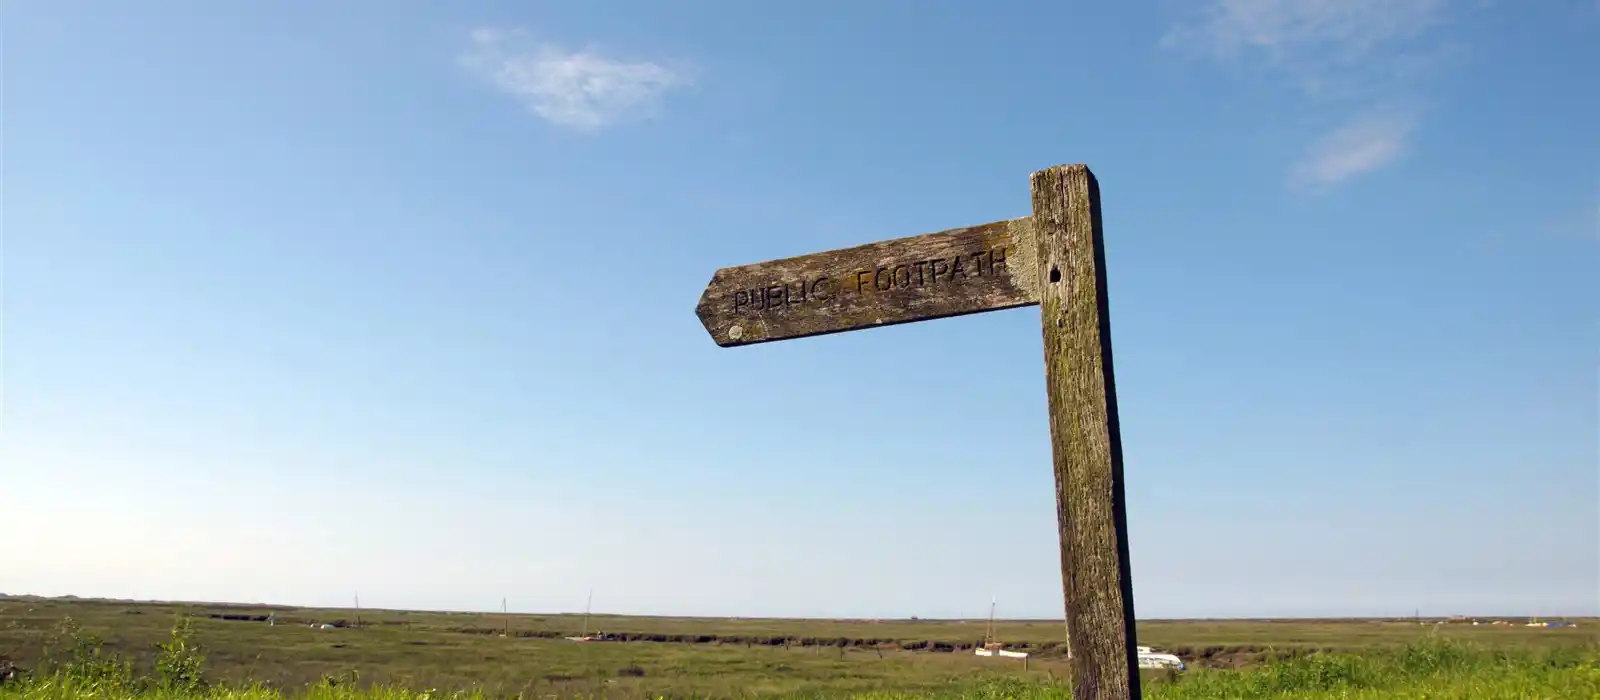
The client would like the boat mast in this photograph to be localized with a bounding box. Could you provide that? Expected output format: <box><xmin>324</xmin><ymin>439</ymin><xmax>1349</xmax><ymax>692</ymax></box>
<box><xmin>984</xmin><ymin>597</ymin><xmax>997</xmax><ymax>648</ymax></box>
<box><xmin>581</xmin><ymin>589</ymin><xmax>593</xmax><ymax>637</ymax></box>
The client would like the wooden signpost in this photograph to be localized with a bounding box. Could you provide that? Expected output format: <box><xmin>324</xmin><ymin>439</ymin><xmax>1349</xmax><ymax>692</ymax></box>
<box><xmin>696</xmin><ymin>164</ymin><xmax>1141</xmax><ymax>700</ymax></box>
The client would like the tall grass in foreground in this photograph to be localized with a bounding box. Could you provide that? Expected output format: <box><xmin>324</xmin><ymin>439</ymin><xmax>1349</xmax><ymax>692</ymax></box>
<box><xmin>847</xmin><ymin>643</ymin><xmax>1598</xmax><ymax>699</ymax></box>
<box><xmin>3</xmin><ymin>615</ymin><xmax>1595</xmax><ymax>699</ymax></box>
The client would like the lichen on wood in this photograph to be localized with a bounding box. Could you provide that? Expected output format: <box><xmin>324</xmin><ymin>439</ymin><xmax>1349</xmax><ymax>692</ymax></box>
<box><xmin>1031</xmin><ymin>164</ymin><xmax>1140</xmax><ymax>700</ymax></box>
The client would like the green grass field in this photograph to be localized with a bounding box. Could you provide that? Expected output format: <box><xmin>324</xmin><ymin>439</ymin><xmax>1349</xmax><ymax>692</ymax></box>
<box><xmin>2</xmin><ymin>597</ymin><xmax>1595</xmax><ymax>698</ymax></box>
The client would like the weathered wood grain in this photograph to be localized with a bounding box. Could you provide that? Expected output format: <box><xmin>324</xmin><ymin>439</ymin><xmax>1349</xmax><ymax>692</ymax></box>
<box><xmin>1030</xmin><ymin>165</ymin><xmax>1140</xmax><ymax>700</ymax></box>
<box><xmin>696</xmin><ymin>218</ymin><xmax>1038</xmax><ymax>347</ymax></box>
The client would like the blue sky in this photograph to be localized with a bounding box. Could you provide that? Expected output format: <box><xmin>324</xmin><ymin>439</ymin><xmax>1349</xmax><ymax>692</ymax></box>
<box><xmin>5</xmin><ymin>1</ymin><xmax>1596</xmax><ymax>620</ymax></box>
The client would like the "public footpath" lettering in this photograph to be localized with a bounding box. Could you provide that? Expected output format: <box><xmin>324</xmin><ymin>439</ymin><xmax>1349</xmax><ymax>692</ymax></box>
<box><xmin>731</xmin><ymin>246</ymin><xmax>1010</xmax><ymax>314</ymax></box>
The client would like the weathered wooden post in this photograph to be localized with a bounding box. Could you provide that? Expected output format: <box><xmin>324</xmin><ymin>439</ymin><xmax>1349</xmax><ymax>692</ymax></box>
<box><xmin>1031</xmin><ymin>165</ymin><xmax>1139</xmax><ymax>698</ymax></box>
<box><xmin>696</xmin><ymin>164</ymin><xmax>1140</xmax><ymax>700</ymax></box>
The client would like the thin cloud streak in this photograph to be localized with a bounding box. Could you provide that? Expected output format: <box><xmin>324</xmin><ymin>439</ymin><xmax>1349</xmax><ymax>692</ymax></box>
<box><xmin>1290</xmin><ymin>109</ymin><xmax>1419</xmax><ymax>189</ymax></box>
<box><xmin>1161</xmin><ymin>0</ymin><xmax>1447</xmax><ymax>67</ymax></box>
<box><xmin>1163</xmin><ymin>0</ymin><xmax>1463</xmax><ymax>189</ymax></box>
<box><xmin>460</xmin><ymin>28</ymin><xmax>689</xmax><ymax>132</ymax></box>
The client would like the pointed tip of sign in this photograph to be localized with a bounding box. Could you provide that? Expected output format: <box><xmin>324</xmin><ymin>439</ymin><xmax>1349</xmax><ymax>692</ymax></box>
<box><xmin>697</xmin><ymin>269</ymin><xmax>742</xmax><ymax>347</ymax></box>
<box><xmin>695</xmin><ymin>272</ymin><xmax>720</xmax><ymax>319</ymax></box>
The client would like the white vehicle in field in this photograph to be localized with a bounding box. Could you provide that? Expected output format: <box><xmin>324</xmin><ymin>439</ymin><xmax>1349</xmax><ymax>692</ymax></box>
<box><xmin>1136</xmin><ymin>646</ymin><xmax>1186</xmax><ymax>671</ymax></box>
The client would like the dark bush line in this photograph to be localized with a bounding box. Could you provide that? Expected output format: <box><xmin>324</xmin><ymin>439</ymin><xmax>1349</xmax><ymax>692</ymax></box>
<box><xmin>331</xmin><ymin>621</ymin><xmax>1356</xmax><ymax>667</ymax></box>
<box><xmin>425</xmin><ymin>626</ymin><xmax>1088</xmax><ymax>655</ymax></box>
<box><xmin>193</xmin><ymin>616</ymin><xmax>1325</xmax><ymax>669</ymax></box>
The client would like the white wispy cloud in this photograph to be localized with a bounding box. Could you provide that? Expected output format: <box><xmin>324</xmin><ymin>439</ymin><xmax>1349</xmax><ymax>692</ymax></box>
<box><xmin>460</xmin><ymin>28</ymin><xmax>688</xmax><ymax>132</ymax></box>
<box><xmin>1290</xmin><ymin>109</ymin><xmax>1418</xmax><ymax>189</ymax></box>
<box><xmin>1163</xmin><ymin>0</ymin><xmax>1466</xmax><ymax>188</ymax></box>
<box><xmin>1161</xmin><ymin>0</ymin><xmax>1447</xmax><ymax>74</ymax></box>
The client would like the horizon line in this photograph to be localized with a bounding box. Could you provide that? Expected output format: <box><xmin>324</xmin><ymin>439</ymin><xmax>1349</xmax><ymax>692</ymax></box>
<box><xmin>4</xmin><ymin>593</ymin><xmax>1592</xmax><ymax>622</ymax></box>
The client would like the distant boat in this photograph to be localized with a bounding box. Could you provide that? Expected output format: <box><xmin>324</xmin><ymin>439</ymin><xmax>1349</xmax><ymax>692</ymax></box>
<box><xmin>973</xmin><ymin>598</ymin><xmax>1029</xmax><ymax>659</ymax></box>
<box><xmin>1136</xmin><ymin>646</ymin><xmax>1186</xmax><ymax>671</ymax></box>
<box><xmin>974</xmin><ymin>647</ymin><xmax>1030</xmax><ymax>659</ymax></box>
<box><xmin>565</xmin><ymin>589</ymin><xmax>611</xmax><ymax>642</ymax></box>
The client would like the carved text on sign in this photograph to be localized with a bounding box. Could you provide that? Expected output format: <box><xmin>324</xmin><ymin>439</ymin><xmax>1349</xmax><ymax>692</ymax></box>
<box><xmin>730</xmin><ymin>247</ymin><xmax>1010</xmax><ymax>315</ymax></box>
<box><xmin>696</xmin><ymin>218</ymin><xmax>1036</xmax><ymax>347</ymax></box>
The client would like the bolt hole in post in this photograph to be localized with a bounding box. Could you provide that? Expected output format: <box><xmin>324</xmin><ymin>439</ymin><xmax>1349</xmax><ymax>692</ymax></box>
<box><xmin>1049</xmin><ymin>266</ymin><xmax>1061</xmax><ymax>283</ymax></box>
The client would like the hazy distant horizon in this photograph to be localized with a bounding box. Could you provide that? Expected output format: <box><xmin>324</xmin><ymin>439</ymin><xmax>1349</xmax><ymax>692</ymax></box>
<box><xmin>6</xmin><ymin>591</ymin><xmax>1594</xmax><ymax>623</ymax></box>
